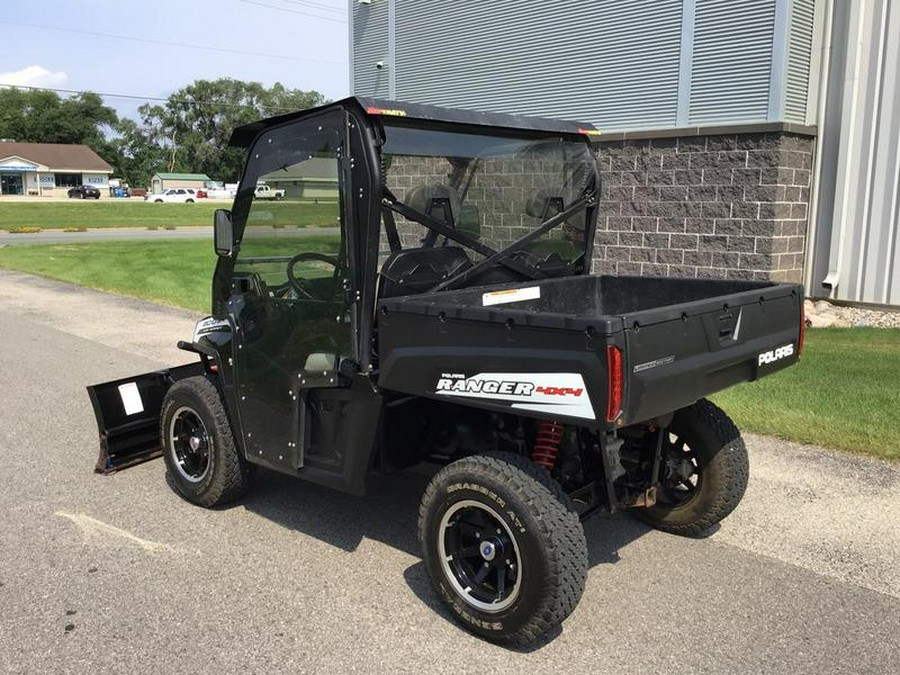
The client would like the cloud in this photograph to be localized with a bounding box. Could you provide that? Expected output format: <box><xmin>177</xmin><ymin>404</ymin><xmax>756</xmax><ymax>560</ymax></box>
<box><xmin>0</xmin><ymin>65</ymin><xmax>68</xmax><ymax>88</ymax></box>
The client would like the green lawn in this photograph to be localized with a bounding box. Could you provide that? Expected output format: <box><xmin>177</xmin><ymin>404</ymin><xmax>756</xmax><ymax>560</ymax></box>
<box><xmin>0</xmin><ymin>236</ymin><xmax>340</xmax><ymax>311</ymax></box>
<box><xmin>713</xmin><ymin>327</ymin><xmax>900</xmax><ymax>460</ymax></box>
<box><xmin>0</xmin><ymin>200</ymin><xmax>338</xmax><ymax>230</ymax></box>
<box><xmin>0</xmin><ymin>237</ymin><xmax>897</xmax><ymax>460</ymax></box>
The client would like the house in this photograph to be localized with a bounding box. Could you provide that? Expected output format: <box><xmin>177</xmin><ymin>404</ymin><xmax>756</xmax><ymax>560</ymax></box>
<box><xmin>150</xmin><ymin>173</ymin><xmax>212</xmax><ymax>194</ymax></box>
<box><xmin>351</xmin><ymin>0</ymin><xmax>900</xmax><ymax>307</ymax></box>
<box><xmin>0</xmin><ymin>142</ymin><xmax>113</xmax><ymax>197</ymax></box>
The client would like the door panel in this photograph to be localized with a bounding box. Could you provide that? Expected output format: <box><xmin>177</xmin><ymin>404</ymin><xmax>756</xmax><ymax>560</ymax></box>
<box><xmin>228</xmin><ymin>114</ymin><xmax>351</xmax><ymax>471</ymax></box>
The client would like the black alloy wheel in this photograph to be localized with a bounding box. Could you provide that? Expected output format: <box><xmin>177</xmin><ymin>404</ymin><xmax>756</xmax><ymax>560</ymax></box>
<box><xmin>656</xmin><ymin>433</ymin><xmax>701</xmax><ymax>506</ymax></box>
<box><xmin>439</xmin><ymin>499</ymin><xmax>522</xmax><ymax>612</ymax></box>
<box><xmin>168</xmin><ymin>406</ymin><xmax>211</xmax><ymax>483</ymax></box>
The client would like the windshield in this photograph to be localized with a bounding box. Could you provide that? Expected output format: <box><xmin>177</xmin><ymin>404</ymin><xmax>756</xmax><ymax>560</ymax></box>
<box><xmin>380</xmin><ymin>125</ymin><xmax>598</xmax><ymax>282</ymax></box>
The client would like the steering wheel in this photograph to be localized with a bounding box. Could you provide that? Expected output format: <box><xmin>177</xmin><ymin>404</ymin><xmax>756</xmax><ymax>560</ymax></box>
<box><xmin>286</xmin><ymin>252</ymin><xmax>340</xmax><ymax>300</ymax></box>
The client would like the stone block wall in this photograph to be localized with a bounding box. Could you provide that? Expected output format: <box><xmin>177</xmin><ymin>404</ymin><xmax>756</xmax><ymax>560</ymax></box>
<box><xmin>592</xmin><ymin>132</ymin><xmax>815</xmax><ymax>282</ymax></box>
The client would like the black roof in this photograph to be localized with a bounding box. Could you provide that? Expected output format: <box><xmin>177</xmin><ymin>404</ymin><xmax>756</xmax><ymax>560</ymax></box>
<box><xmin>229</xmin><ymin>96</ymin><xmax>599</xmax><ymax>148</ymax></box>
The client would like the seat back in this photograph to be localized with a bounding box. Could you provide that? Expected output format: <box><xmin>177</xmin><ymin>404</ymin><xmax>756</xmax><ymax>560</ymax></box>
<box><xmin>379</xmin><ymin>246</ymin><xmax>473</xmax><ymax>298</ymax></box>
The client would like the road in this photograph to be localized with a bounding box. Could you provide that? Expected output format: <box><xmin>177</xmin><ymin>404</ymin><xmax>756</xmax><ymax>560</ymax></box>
<box><xmin>0</xmin><ymin>227</ymin><xmax>340</xmax><ymax>246</ymax></box>
<box><xmin>0</xmin><ymin>269</ymin><xmax>898</xmax><ymax>674</ymax></box>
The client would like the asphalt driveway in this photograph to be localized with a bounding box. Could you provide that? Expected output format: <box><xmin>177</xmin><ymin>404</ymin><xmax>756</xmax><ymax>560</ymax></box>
<box><xmin>0</xmin><ymin>269</ymin><xmax>897</xmax><ymax>674</ymax></box>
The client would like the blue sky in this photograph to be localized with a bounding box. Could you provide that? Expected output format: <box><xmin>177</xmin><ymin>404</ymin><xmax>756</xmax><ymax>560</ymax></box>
<box><xmin>0</xmin><ymin>0</ymin><xmax>349</xmax><ymax>120</ymax></box>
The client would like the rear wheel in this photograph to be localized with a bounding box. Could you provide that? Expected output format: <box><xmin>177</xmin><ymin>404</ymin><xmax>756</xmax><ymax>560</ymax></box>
<box><xmin>637</xmin><ymin>399</ymin><xmax>748</xmax><ymax>536</ymax></box>
<box><xmin>160</xmin><ymin>375</ymin><xmax>252</xmax><ymax>507</ymax></box>
<box><xmin>419</xmin><ymin>452</ymin><xmax>588</xmax><ymax>645</ymax></box>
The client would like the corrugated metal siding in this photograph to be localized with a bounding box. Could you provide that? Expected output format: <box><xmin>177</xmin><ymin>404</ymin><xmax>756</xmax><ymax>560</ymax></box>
<box><xmin>785</xmin><ymin>0</ymin><xmax>816</xmax><ymax>123</ymax></box>
<box><xmin>351</xmin><ymin>0</ymin><xmax>818</xmax><ymax>132</ymax></box>
<box><xmin>812</xmin><ymin>0</ymin><xmax>900</xmax><ymax>306</ymax></box>
<box><xmin>391</xmin><ymin>0</ymin><xmax>683</xmax><ymax>130</ymax></box>
<box><xmin>352</xmin><ymin>0</ymin><xmax>390</xmax><ymax>98</ymax></box>
<box><xmin>689</xmin><ymin>0</ymin><xmax>776</xmax><ymax>124</ymax></box>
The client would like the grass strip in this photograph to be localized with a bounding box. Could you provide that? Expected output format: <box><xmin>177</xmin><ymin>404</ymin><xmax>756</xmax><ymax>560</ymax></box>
<box><xmin>0</xmin><ymin>201</ymin><xmax>338</xmax><ymax>230</ymax></box>
<box><xmin>713</xmin><ymin>327</ymin><xmax>900</xmax><ymax>460</ymax></box>
<box><xmin>0</xmin><ymin>236</ymin><xmax>339</xmax><ymax>312</ymax></box>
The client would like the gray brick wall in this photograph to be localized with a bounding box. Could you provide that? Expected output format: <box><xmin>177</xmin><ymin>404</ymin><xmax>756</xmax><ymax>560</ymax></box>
<box><xmin>593</xmin><ymin>132</ymin><xmax>814</xmax><ymax>283</ymax></box>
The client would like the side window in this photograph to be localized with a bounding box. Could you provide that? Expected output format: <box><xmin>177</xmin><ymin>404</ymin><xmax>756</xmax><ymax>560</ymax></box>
<box><xmin>235</xmin><ymin>125</ymin><xmax>343</xmax><ymax>301</ymax></box>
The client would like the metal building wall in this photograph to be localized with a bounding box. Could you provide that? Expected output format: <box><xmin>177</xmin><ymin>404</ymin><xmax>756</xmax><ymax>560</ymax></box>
<box><xmin>351</xmin><ymin>0</ymin><xmax>817</xmax><ymax>131</ymax></box>
<box><xmin>351</xmin><ymin>0</ymin><xmax>390</xmax><ymax>98</ymax></box>
<box><xmin>809</xmin><ymin>0</ymin><xmax>900</xmax><ymax>306</ymax></box>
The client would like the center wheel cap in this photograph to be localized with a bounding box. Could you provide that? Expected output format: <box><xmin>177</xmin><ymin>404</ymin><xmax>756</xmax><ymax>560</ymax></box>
<box><xmin>189</xmin><ymin>436</ymin><xmax>202</xmax><ymax>452</ymax></box>
<box><xmin>480</xmin><ymin>540</ymin><xmax>498</xmax><ymax>561</ymax></box>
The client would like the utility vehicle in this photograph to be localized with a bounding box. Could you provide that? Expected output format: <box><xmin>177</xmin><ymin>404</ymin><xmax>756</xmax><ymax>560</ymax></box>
<box><xmin>88</xmin><ymin>97</ymin><xmax>803</xmax><ymax>645</ymax></box>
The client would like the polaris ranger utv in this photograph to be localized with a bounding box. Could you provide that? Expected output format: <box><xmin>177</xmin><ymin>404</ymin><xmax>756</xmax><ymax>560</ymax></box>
<box><xmin>88</xmin><ymin>97</ymin><xmax>804</xmax><ymax>645</ymax></box>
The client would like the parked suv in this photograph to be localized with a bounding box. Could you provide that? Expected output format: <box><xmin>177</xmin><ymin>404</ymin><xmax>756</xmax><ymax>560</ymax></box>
<box><xmin>67</xmin><ymin>184</ymin><xmax>101</xmax><ymax>199</ymax></box>
<box><xmin>145</xmin><ymin>188</ymin><xmax>198</xmax><ymax>203</ymax></box>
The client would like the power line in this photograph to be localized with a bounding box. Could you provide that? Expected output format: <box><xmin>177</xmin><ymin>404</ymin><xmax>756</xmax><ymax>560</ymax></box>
<box><xmin>269</xmin><ymin>0</ymin><xmax>346</xmax><ymax>16</ymax></box>
<box><xmin>0</xmin><ymin>20</ymin><xmax>347</xmax><ymax>65</ymax></box>
<box><xmin>0</xmin><ymin>83</ymin><xmax>314</xmax><ymax>114</ymax></box>
<box><xmin>239</xmin><ymin>0</ymin><xmax>347</xmax><ymax>23</ymax></box>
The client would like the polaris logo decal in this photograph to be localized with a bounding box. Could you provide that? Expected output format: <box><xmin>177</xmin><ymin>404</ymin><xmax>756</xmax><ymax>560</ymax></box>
<box><xmin>758</xmin><ymin>343</ymin><xmax>794</xmax><ymax>366</ymax></box>
<box><xmin>435</xmin><ymin>372</ymin><xmax>595</xmax><ymax>420</ymax></box>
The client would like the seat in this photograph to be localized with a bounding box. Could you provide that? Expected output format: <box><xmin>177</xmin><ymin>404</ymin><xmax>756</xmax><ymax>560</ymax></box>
<box><xmin>378</xmin><ymin>246</ymin><xmax>473</xmax><ymax>298</ymax></box>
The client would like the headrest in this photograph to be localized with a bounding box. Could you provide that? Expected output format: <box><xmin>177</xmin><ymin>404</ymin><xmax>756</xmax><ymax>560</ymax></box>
<box><xmin>405</xmin><ymin>183</ymin><xmax>461</xmax><ymax>223</ymax></box>
<box><xmin>525</xmin><ymin>188</ymin><xmax>586</xmax><ymax>234</ymax></box>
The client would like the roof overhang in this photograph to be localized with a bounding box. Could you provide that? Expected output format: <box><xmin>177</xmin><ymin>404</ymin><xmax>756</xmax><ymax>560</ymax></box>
<box><xmin>229</xmin><ymin>96</ymin><xmax>600</xmax><ymax>148</ymax></box>
<box><xmin>0</xmin><ymin>155</ymin><xmax>47</xmax><ymax>172</ymax></box>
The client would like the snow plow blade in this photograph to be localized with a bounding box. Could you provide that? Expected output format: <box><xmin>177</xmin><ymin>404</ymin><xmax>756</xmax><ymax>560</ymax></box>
<box><xmin>86</xmin><ymin>362</ymin><xmax>204</xmax><ymax>474</ymax></box>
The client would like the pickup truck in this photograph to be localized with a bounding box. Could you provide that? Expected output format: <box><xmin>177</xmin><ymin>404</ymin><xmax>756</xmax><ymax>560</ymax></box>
<box><xmin>253</xmin><ymin>184</ymin><xmax>284</xmax><ymax>200</ymax></box>
<box><xmin>87</xmin><ymin>97</ymin><xmax>803</xmax><ymax>646</ymax></box>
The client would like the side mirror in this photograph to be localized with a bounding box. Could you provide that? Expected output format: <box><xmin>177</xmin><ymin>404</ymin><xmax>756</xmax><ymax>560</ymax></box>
<box><xmin>213</xmin><ymin>209</ymin><xmax>233</xmax><ymax>257</ymax></box>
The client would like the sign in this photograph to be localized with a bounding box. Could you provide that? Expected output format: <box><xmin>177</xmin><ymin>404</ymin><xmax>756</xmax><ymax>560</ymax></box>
<box><xmin>0</xmin><ymin>165</ymin><xmax>36</xmax><ymax>172</ymax></box>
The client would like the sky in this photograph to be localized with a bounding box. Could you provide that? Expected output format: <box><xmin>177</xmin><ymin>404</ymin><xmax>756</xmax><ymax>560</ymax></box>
<box><xmin>0</xmin><ymin>0</ymin><xmax>349</xmax><ymax>121</ymax></box>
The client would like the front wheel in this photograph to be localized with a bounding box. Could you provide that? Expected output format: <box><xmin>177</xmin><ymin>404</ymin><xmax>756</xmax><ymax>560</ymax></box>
<box><xmin>160</xmin><ymin>375</ymin><xmax>252</xmax><ymax>507</ymax></box>
<box><xmin>637</xmin><ymin>399</ymin><xmax>749</xmax><ymax>536</ymax></box>
<box><xmin>418</xmin><ymin>452</ymin><xmax>588</xmax><ymax>645</ymax></box>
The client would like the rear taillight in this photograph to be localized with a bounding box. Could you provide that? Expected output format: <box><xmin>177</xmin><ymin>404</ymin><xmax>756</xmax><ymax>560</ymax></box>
<box><xmin>606</xmin><ymin>345</ymin><xmax>623</xmax><ymax>422</ymax></box>
<box><xmin>798</xmin><ymin>301</ymin><xmax>806</xmax><ymax>358</ymax></box>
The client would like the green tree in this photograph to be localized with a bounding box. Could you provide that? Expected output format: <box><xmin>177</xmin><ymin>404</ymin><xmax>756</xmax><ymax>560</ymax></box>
<box><xmin>138</xmin><ymin>78</ymin><xmax>326</xmax><ymax>182</ymax></box>
<box><xmin>0</xmin><ymin>88</ymin><xmax>118</xmax><ymax>147</ymax></box>
<box><xmin>109</xmin><ymin>118</ymin><xmax>169</xmax><ymax>188</ymax></box>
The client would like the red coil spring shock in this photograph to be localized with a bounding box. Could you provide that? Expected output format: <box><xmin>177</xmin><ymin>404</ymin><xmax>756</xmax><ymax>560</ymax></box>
<box><xmin>532</xmin><ymin>420</ymin><xmax>564</xmax><ymax>471</ymax></box>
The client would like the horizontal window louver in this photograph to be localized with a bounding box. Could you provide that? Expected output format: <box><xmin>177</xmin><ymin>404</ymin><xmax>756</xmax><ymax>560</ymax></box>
<box><xmin>785</xmin><ymin>0</ymin><xmax>816</xmax><ymax>123</ymax></box>
<box><xmin>353</xmin><ymin>1</ymin><xmax>390</xmax><ymax>98</ymax></box>
<box><xmin>393</xmin><ymin>0</ymin><xmax>683</xmax><ymax>131</ymax></box>
<box><xmin>689</xmin><ymin>0</ymin><xmax>776</xmax><ymax>124</ymax></box>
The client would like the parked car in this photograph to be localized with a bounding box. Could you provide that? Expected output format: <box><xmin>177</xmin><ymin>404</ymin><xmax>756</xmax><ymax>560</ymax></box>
<box><xmin>145</xmin><ymin>188</ymin><xmax>199</xmax><ymax>203</ymax></box>
<box><xmin>254</xmin><ymin>184</ymin><xmax>285</xmax><ymax>200</ymax></box>
<box><xmin>196</xmin><ymin>189</ymin><xmax>208</xmax><ymax>199</ymax></box>
<box><xmin>68</xmin><ymin>184</ymin><xmax>101</xmax><ymax>199</ymax></box>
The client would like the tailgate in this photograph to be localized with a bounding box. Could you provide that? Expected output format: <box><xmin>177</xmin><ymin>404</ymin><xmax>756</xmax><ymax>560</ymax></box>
<box><xmin>618</xmin><ymin>283</ymin><xmax>802</xmax><ymax>425</ymax></box>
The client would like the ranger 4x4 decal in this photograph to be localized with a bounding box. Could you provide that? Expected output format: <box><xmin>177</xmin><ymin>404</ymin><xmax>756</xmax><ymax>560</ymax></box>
<box><xmin>435</xmin><ymin>372</ymin><xmax>595</xmax><ymax>420</ymax></box>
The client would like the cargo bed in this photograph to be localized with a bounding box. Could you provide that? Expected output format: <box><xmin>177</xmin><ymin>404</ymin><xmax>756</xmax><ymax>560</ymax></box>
<box><xmin>377</xmin><ymin>274</ymin><xmax>803</xmax><ymax>426</ymax></box>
